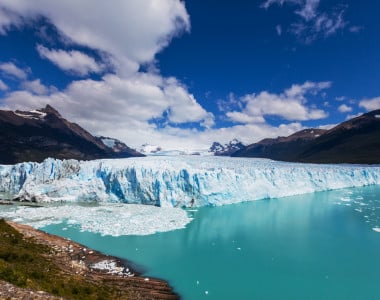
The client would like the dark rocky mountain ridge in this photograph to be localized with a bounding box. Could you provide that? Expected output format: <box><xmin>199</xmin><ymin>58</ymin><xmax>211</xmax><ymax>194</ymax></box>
<box><xmin>0</xmin><ymin>105</ymin><xmax>143</xmax><ymax>164</ymax></box>
<box><xmin>233</xmin><ymin>110</ymin><xmax>380</xmax><ymax>164</ymax></box>
<box><xmin>232</xmin><ymin>128</ymin><xmax>326</xmax><ymax>161</ymax></box>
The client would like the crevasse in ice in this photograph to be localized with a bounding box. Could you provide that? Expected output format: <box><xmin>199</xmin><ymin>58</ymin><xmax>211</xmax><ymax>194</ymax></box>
<box><xmin>0</xmin><ymin>156</ymin><xmax>380</xmax><ymax>207</ymax></box>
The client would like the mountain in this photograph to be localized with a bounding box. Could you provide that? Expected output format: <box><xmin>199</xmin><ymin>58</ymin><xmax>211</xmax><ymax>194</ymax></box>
<box><xmin>209</xmin><ymin>139</ymin><xmax>245</xmax><ymax>156</ymax></box>
<box><xmin>0</xmin><ymin>105</ymin><xmax>143</xmax><ymax>164</ymax></box>
<box><xmin>232</xmin><ymin>129</ymin><xmax>326</xmax><ymax>161</ymax></box>
<box><xmin>233</xmin><ymin>109</ymin><xmax>380</xmax><ymax>164</ymax></box>
<box><xmin>295</xmin><ymin>110</ymin><xmax>380</xmax><ymax>164</ymax></box>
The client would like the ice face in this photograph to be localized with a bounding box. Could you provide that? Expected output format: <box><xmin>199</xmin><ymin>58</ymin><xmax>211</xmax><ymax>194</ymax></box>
<box><xmin>1</xmin><ymin>156</ymin><xmax>380</xmax><ymax>207</ymax></box>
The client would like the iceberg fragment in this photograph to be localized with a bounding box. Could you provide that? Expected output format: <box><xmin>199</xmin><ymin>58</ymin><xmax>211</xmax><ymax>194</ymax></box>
<box><xmin>0</xmin><ymin>156</ymin><xmax>380</xmax><ymax>207</ymax></box>
<box><xmin>0</xmin><ymin>204</ymin><xmax>191</xmax><ymax>236</ymax></box>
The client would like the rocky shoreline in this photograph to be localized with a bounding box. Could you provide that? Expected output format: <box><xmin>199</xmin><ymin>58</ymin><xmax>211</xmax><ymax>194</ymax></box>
<box><xmin>0</xmin><ymin>220</ymin><xmax>179</xmax><ymax>300</ymax></box>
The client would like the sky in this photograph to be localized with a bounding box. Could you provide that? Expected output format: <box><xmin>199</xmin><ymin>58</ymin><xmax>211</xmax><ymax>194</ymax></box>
<box><xmin>0</xmin><ymin>0</ymin><xmax>379</xmax><ymax>150</ymax></box>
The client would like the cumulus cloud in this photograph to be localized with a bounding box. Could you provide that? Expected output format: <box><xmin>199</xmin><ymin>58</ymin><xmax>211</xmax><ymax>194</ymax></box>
<box><xmin>21</xmin><ymin>79</ymin><xmax>51</xmax><ymax>95</ymax></box>
<box><xmin>227</xmin><ymin>81</ymin><xmax>330</xmax><ymax>123</ymax></box>
<box><xmin>0</xmin><ymin>0</ymin><xmax>190</xmax><ymax>75</ymax></box>
<box><xmin>359</xmin><ymin>97</ymin><xmax>380</xmax><ymax>111</ymax></box>
<box><xmin>349</xmin><ymin>26</ymin><xmax>363</xmax><ymax>33</ymax></box>
<box><xmin>1</xmin><ymin>75</ymin><xmax>313</xmax><ymax>150</ymax></box>
<box><xmin>262</xmin><ymin>0</ymin><xmax>349</xmax><ymax>43</ymax></box>
<box><xmin>1</xmin><ymin>71</ymin><xmax>216</xmax><ymax>147</ymax></box>
<box><xmin>335</xmin><ymin>96</ymin><xmax>346</xmax><ymax>101</ymax></box>
<box><xmin>36</xmin><ymin>45</ymin><xmax>103</xmax><ymax>76</ymax></box>
<box><xmin>337</xmin><ymin>104</ymin><xmax>352</xmax><ymax>113</ymax></box>
<box><xmin>0</xmin><ymin>7</ymin><xmax>22</xmax><ymax>35</ymax></box>
<box><xmin>0</xmin><ymin>79</ymin><xmax>8</xmax><ymax>91</ymax></box>
<box><xmin>0</xmin><ymin>0</ymin><xmax>218</xmax><ymax>149</ymax></box>
<box><xmin>0</xmin><ymin>62</ymin><xmax>28</xmax><ymax>79</ymax></box>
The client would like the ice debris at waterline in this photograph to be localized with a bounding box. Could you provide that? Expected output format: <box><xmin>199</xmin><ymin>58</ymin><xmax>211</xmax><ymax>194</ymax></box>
<box><xmin>0</xmin><ymin>204</ymin><xmax>191</xmax><ymax>236</ymax></box>
<box><xmin>1</xmin><ymin>156</ymin><xmax>380</xmax><ymax>207</ymax></box>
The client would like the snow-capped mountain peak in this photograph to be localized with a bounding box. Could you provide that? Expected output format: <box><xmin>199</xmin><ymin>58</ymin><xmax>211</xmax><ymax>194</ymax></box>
<box><xmin>209</xmin><ymin>139</ymin><xmax>245</xmax><ymax>156</ymax></box>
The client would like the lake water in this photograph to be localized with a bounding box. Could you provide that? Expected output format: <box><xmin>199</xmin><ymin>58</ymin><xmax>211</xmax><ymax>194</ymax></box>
<box><xmin>40</xmin><ymin>185</ymin><xmax>380</xmax><ymax>300</ymax></box>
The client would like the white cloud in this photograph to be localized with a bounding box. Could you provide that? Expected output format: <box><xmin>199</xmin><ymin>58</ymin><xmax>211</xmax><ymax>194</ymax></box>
<box><xmin>36</xmin><ymin>45</ymin><xmax>103</xmax><ymax>76</ymax></box>
<box><xmin>262</xmin><ymin>0</ymin><xmax>349</xmax><ymax>43</ymax></box>
<box><xmin>0</xmin><ymin>7</ymin><xmax>21</xmax><ymax>35</ymax></box>
<box><xmin>0</xmin><ymin>0</ymin><xmax>190</xmax><ymax>76</ymax></box>
<box><xmin>0</xmin><ymin>62</ymin><xmax>28</xmax><ymax>79</ymax></box>
<box><xmin>335</xmin><ymin>96</ymin><xmax>346</xmax><ymax>101</ymax></box>
<box><xmin>337</xmin><ymin>104</ymin><xmax>352</xmax><ymax>113</ymax></box>
<box><xmin>227</xmin><ymin>81</ymin><xmax>330</xmax><ymax>123</ymax></box>
<box><xmin>261</xmin><ymin>0</ymin><xmax>301</xmax><ymax>10</ymax></box>
<box><xmin>345</xmin><ymin>112</ymin><xmax>363</xmax><ymax>120</ymax></box>
<box><xmin>21</xmin><ymin>79</ymin><xmax>50</xmax><ymax>95</ymax></box>
<box><xmin>276</xmin><ymin>24</ymin><xmax>282</xmax><ymax>36</ymax></box>
<box><xmin>349</xmin><ymin>26</ymin><xmax>363</xmax><ymax>33</ymax></box>
<box><xmin>1</xmin><ymin>71</ymin><xmax>216</xmax><ymax>148</ymax></box>
<box><xmin>359</xmin><ymin>97</ymin><xmax>380</xmax><ymax>111</ymax></box>
<box><xmin>1</xmin><ymin>77</ymin><xmax>313</xmax><ymax>150</ymax></box>
<box><xmin>1</xmin><ymin>73</ymin><xmax>310</xmax><ymax>150</ymax></box>
<box><xmin>0</xmin><ymin>79</ymin><xmax>8</xmax><ymax>91</ymax></box>
<box><xmin>295</xmin><ymin>0</ymin><xmax>319</xmax><ymax>21</ymax></box>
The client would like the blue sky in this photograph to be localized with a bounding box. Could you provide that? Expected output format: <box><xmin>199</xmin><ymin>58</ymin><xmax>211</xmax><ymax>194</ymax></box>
<box><xmin>0</xmin><ymin>0</ymin><xmax>379</xmax><ymax>150</ymax></box>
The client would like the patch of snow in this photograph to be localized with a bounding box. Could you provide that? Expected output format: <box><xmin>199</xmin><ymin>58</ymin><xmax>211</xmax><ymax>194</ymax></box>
<box><xmin>375</xmin><ymin>115</ymin><xmax>380</xmax><ymax>119</ymax></box>
<box><xmin>101</xmin><ymin>138</ymin><xmax>116</xmax><ymax>148</ymax></box>
<box><xmin>14</xmin><ymin>110</ymin><xmax>46</xmax><ymax>120</ymax></box>
<box><xmin>30</xmin><ymin>110</ymin><xmax>47</xmax><ymax>118</ymax></box>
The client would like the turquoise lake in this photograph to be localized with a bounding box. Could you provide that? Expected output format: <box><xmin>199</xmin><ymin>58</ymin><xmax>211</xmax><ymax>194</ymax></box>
<box><xmin>39</xmin><ymin>185</ymin><xmax>380</xmax><ymax>299</ymax></box>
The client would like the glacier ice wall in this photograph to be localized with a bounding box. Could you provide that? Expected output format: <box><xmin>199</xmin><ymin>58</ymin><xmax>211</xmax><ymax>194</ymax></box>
<box><xmin>1</xmin><ymin>156</ymin><xmax>380</xmax><ymax>207</ymax></box>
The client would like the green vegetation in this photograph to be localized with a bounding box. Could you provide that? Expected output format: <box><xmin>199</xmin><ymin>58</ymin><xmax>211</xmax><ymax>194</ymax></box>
<box><xmin>0</xmin><ymin>219</ymin><xmax>134</xmax><ymax>299</ymax></box>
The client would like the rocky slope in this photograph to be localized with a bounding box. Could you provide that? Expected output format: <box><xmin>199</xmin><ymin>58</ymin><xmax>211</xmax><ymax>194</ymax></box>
<box><xmin>296</xmin><ymin>110</ymin><xmax>380</xmax><ymax>164</ymax></box>
<box><xmin>232</xmin><ymin>129</ymin><xmax>326</xmax><ymax>161</ymax></box>
<box><xmin>0</xmin><ymin>219</ymin><xmax>178</xmax><ymax>299</ymax></box>
<box><xmin>0</xmin><ymin>105</ymin><xmax>143</xmax><ymax>164</ymax></box>
<box><xmin>233</xmin><ymin>109</ymin><xmax>380</xmax><ymax>164</ymax></box>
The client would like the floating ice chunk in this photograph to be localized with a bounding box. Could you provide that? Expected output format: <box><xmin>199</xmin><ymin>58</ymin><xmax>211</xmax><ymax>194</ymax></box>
<box><xmin>372</xmin><ymin>228</ymin><xmax>380</xmax><ymax>232</ymax></box>
<box><xmin>91</xmin><ymin>260</ymin><xmax>133</xmax><ymax>276</ymax></box>
<box><xmin>0</xmin><ymin>203</ymin><xmax>192</xmax><ymax>236</ymax></box>
<box><xmin>340</xmin><ymin>197</ymin><xmax>351</xmax><ymax>202</ymax></box>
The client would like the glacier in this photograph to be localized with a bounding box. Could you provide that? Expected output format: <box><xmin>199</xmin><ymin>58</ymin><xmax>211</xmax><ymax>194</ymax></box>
<box><xmin>1</xmin><ymin>156</ymin><xmax>380</xmax><ymax>207</ymax></box>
